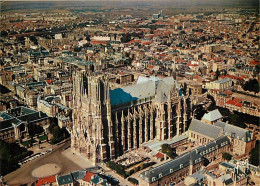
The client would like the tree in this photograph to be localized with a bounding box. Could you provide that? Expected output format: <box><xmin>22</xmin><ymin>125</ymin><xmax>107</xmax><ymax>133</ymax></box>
<box><xmin>121</xmin><ymin>33</ymin><xmax>131</xmax><ymax>43</ymax></box>
<box><xmin>242</xmin><ymin>79</ymin><xmax>259</xmax><ymax>93</ymax></box>
<box><xmin>1</xmin><ymin>30</ymin><xmax>8</xmax><ymax>37</ymax></box>
<box><xmin>215</xmin><ymin>68</ymin><xmax>220</xmax><ymax>79</ymax></box>
<box><xmin>194</xmin><ymin>105</ymin><xmax>207</xmax><ymax>120</ymax></box>
<box><xmin>222</xmin><ymin>152</ymin><xmax>232</xmax><ymax>161</ymax></box>
<box><xmin>249</xmin><ymin>141</ymin><xmax>259</xmax><ymax>166</ymax></box>
<box><xmin>0</xmin><ymin>140</ymin><xmax>32</xmax><ymax>175</ymax></box>
<box><xmin>230</xmin><ymin>113</ymin><xmax>246</xmax><ymax>128</ymax></box>
<box><xmin>161</xmin><ymin>144</ymin><xmax>171</xmax><ymax>153</ymax></box>
<box><xmin>207</xmin><ymin>94</ymin><xmax>217</xmax><ymax>111</ymax></box>
<box><xmin>74</xmin><ymin>46</ymin><xmax>82</xmax><ymax>52</ymax></box>
<box><xmin>29</xmin><ymin>36</ymin><xmax>38</xmax><ymax>45</ymax></box>
<box><xmin>128</xmin><ymin>177</ymin><xmax>139</xmax><ymax>185</ymax></box>
<box><xmin>161</xmin><ymin>144</ymin><xmax>176</xmax><ymax>159</ymax></box>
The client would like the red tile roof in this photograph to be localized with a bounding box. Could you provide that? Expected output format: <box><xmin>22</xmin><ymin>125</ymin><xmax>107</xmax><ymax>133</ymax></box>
<box><xmin>35</xmin><ymin>175</ymin><xmax>56</xmax><ymax>186</ymax></box>
<box><xmin>155</xmin><ymin>152</ymin><xmax>164</xmax><ymax>159</ymax></box>
<box><xmin>226</xmin><ymin>99</ymin><xmax>242</xmax><ymax>108</ymax></box>
<box><xmin>83</xmin><ymin>172</ymin><xmax>95</xmax><ymax>182</ymax></box>
<box><xmin>142</xmin><ymin>41</ymin><xmax>153</xmax><ymax>45</ymax></box>
<box><xmin>250</xmin><ymin>60</ymin><xmax>259</xmax><ymax>66</ymax></box>
<box><xmin>46</xmin><ymin>79</ymin><xmax>53</xmax><ymax>84</ymax></box>
<box><xmin>90</xmin><ymin>40</ymin><xmax>108</xmax><ymax>45</ymax></box>
<box><xmin>128</xmin><ymin>40</ymin><xmax>141</xmax><ymax>44</ymax></box>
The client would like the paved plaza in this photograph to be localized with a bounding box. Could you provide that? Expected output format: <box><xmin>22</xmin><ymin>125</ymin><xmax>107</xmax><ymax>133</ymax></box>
<box><xmin>4</xmin><ymin>141</ymin><xmax>81</xmax><ymax>185</ymax></box>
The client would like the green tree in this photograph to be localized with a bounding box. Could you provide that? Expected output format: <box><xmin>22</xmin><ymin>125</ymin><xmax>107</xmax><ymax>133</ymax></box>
<box><xmin>161</xmin><ymin>144</ymin><xmax>171</xmax><ymax>153</ymax></box>
<box><xmin>74</xmin><ymin>46</ymin><xmax>82</xmax><ymax>52</ymax></box>
<box><xmin>128</xmin><ymin>177</ymin><xmax>139</xmax><ymax>185</ymax></box>
<box><xmin>1</xmin><ymin>30</ymin><xmax>8</xmax><ymax>37</ymax></box>
<box><xmin>0</xmin><ymin>140</ymin><xmax>32</xmax><ymax>175</ymax></box>
<box><xmin>230</xmin><ymin>114</ymin><xmax>246</xmax><ymax>128</ymax></box>
<box><xmin>121</xmin><ymin>33</ymin><xmax>131</xmax><ymax>43</ymax></box>
<box><xmin>222</xmin><ymin>152</ymin><xmax>232</xmax><ymax>161</ymax></box>
<box><xmin>29</xmin><ymin>36</ymin><xmax>38</xmax><ymax>45</ymax></box>
<box><xmin>215</xmin><ymin>68</ymin><xmax>220</xmax><ymax>79</ymax></box>
<box><xmin>249</xmin><ymin>141</ymin><xmax>259</xmax><ymax>166</ymax></box>
<box><xmin>243</xmin><ymin>79</ymin><xmax>259</xmax><ymax>93</ymax></box>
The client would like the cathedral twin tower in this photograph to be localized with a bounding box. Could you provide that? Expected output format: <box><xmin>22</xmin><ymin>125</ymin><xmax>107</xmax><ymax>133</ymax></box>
<box><xmin>72</xmin><ymin>70</ymin><xmax>193</xmax><ymax>163</ymax></box>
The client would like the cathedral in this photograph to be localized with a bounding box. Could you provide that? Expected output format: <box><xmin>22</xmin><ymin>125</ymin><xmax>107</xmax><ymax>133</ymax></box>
<box><xmin>71</xmin><ymin>70</ymin><xmax>195</xmax><ymax>163</ymax></box>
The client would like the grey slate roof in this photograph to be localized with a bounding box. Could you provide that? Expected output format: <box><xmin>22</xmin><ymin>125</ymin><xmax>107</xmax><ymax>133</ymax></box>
<box><xmin>0</xmin><ymin>106</ymin><xmax>49</xmax><ymax>131</ymax></box>
<box><xmin>188</xmin><ymin>119</ymin><xmax>223</xmax><ymax>139</ymax></box>
<box><xmin>139</xmin><ymin>136</ymin><xmax>230</xmax><ymax>184</ymax></box>
<box><xmin>142</xmin><ymin>134</ymin><xmax>188</xmax><ymax>154</ymax></box>
<box><xmin>196</xmin><ymin>136</ymin><xmax>230</xmax><ymax>156</ymax></box>
<box><xmin>7</xmin><ymin>106</ymin><xmax>37</xmax><ymax>117</ymax></box>
<box><xmin>202</xmin><ymin>109</ymin><xmax>223</xmax><ymax>122</ymax></box>
<box><xmin>139</xmin><ymin>150</ymin><xmax>203</xmax><ymax>183</ymax></box>
<box><xmin>214</xmin><ymin>78</ymin><xmax>232</xmax><ymax>84</ymax></box>
<box><xmin>57</xmin><ymin>174</ymin><xmax>73</xmax><ymax>185</ymax></box>
<box><xmin>71</xmin><ymin>170</ymin><xmax>86</xmax><ymax>180</ymax></box>
<box><xmin>110</xmin><ymin>76</ymin><xmax>180</xmax><ymax>106</ymax></box>
<box><xmin>0</xmin><ymin>112</ymin><xmax>13</xmax><ymax>120</ymax></box>
<box><xmin>214</xmin><ymin>121</ymin><xmax>252</xmax><ymax>142</ymax></box>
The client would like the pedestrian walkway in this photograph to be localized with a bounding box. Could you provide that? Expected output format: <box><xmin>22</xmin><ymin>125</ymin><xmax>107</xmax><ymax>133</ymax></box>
<box><xmin>62</xmin><ymin>148</ymin><xmax>94</xmax><ymax>169</ymax></box>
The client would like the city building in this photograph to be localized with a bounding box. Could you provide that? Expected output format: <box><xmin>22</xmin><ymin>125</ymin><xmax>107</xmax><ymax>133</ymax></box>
<box><xmin>206</xmin><ymin>78</ymin><xmax>233</xmax><ymax>90</ymax></box>
<box><xmin>139</xmin><ymin>136</ymin><xmax>230</xmax><ymax>186</ymax></box>
<box><xmin>0</xmin><ymin>106</ymin><xmax>50</xmax><ymax>142</ymax></box>
<box><xmin>71</xmin><ymin>71</ymin><xmax>198</xmax><ymax>163</ymax></box>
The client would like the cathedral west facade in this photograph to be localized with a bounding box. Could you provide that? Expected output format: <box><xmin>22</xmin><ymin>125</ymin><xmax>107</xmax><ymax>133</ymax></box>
<box><xmin>71</xmin><ymin>70</ymin><xmax>196</xmax><ymax>163</ymax></box>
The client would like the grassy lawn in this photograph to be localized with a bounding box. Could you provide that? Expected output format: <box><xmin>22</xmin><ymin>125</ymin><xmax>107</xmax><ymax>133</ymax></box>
<box><xmin>21</xmin><ymin>139</ymin><xmax>36</xmax><ymax>147</ymax></box>
<box><xmin>38</xmin><ymin>135</ymin><xmax>48</xmax><ymax>141</ymax></box>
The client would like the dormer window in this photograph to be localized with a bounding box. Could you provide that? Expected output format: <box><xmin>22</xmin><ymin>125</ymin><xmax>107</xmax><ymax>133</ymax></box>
<box><xmin>170</xmin><ymin>169</ymin><xmax>173</xmax><ymax>173</ymax></box>
<box><xmin>180</xmin><ymin>164</ymin><xmax>183</xmax><ymax>168</ymax></box>
<box><xmin>152</xmin><ymin>177</ymin><xmax>156</xmax><ymax>182</ymax></box>
<box><xmin>159</xmin><ymin>173</ymin><xmax>162</xmax><ymax>178</ymax></box>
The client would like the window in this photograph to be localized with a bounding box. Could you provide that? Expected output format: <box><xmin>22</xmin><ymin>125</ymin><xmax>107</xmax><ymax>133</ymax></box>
<box><xmin>152</xmin><ymin>177</ymin><xmax>156</xmax><ymax>182</ymax></box>
<box><xmin>159</xmin><ymin>173</ymin><xmax>163</xmax><ymax>178</ymax></box>
<box><xmin>180</xmin><ymin>164</ymin><xmax>183</xmax><ymax>168</ymax></box>
<box><xmin>170</xmin><ymin>169</ymin><xmax>173</xmax><ymax>173</ymax></box>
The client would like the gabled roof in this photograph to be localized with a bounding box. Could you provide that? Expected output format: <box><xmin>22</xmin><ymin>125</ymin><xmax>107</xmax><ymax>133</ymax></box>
<box><xmin>214</xmin><ymin>78</ymin><xmax>232</xmax><ymax>84</ymax></box>
<box><xmin>57</xmin><ymin>174</ymin><xmax>73</xmax><ymax>185</ymax></box>
<box><xmin>0</xmin><ymin>112</ymin><xmax>13</xmax><ymax>120</ymax></box>
<box><xmin>214</xmin><ymin>121</ymin><xmax>252</xmax><ymax>142</ymax></box>
<box><xmin>7</xmin><ymin>106</ymin><xmax>37</xmax><ymax>117</ymax></box>
<box><xmin>197</xmin><ymin>136</ymin><xmax>230</xmax><ymax>156</ymax></box>
<box><xmin>110</xmin><ymin>76</ymin><xmax>180</xmax><ymax>106</ymax></box>
<box><xmin>71</xmin><ymin>170</ymin><xmax>86</xmax><ymax>180</ymax></box>
<box><xmin>202</xmin><ymin>109</ymin><xmax>223</xmax><ymax>122</ymax></box>
<box><xmin>139</xmin><ymin>150</ymin><xmax>202</xmax><ymax>183</ymax></box>
<box><xmin>226</xmin><ymin>99</ymin><xmax>242</xmax><ymax>107</ymax></box>
<box><xmin>155</xmin><ymin>152</ymin><xmax>164</xmax><ymax>159</ymax></box>
<box><xmin>188</xmin><ymin>119</ymin><xmax>223</xmax><ymax>139</ymax></box>
<box><xmin>83</xmin><ymin>172</ymin><xmax>95</xmax><ymax>182</ymax></box>
<box><xmin>35</xmin><ymin>175</ymin><xmax>56</xmax><ymax>186</ymax></box>
<box><xmin>91</xmin><ymin>175</ymin><xmax>102</xmax><ymax>184</ymax></box>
